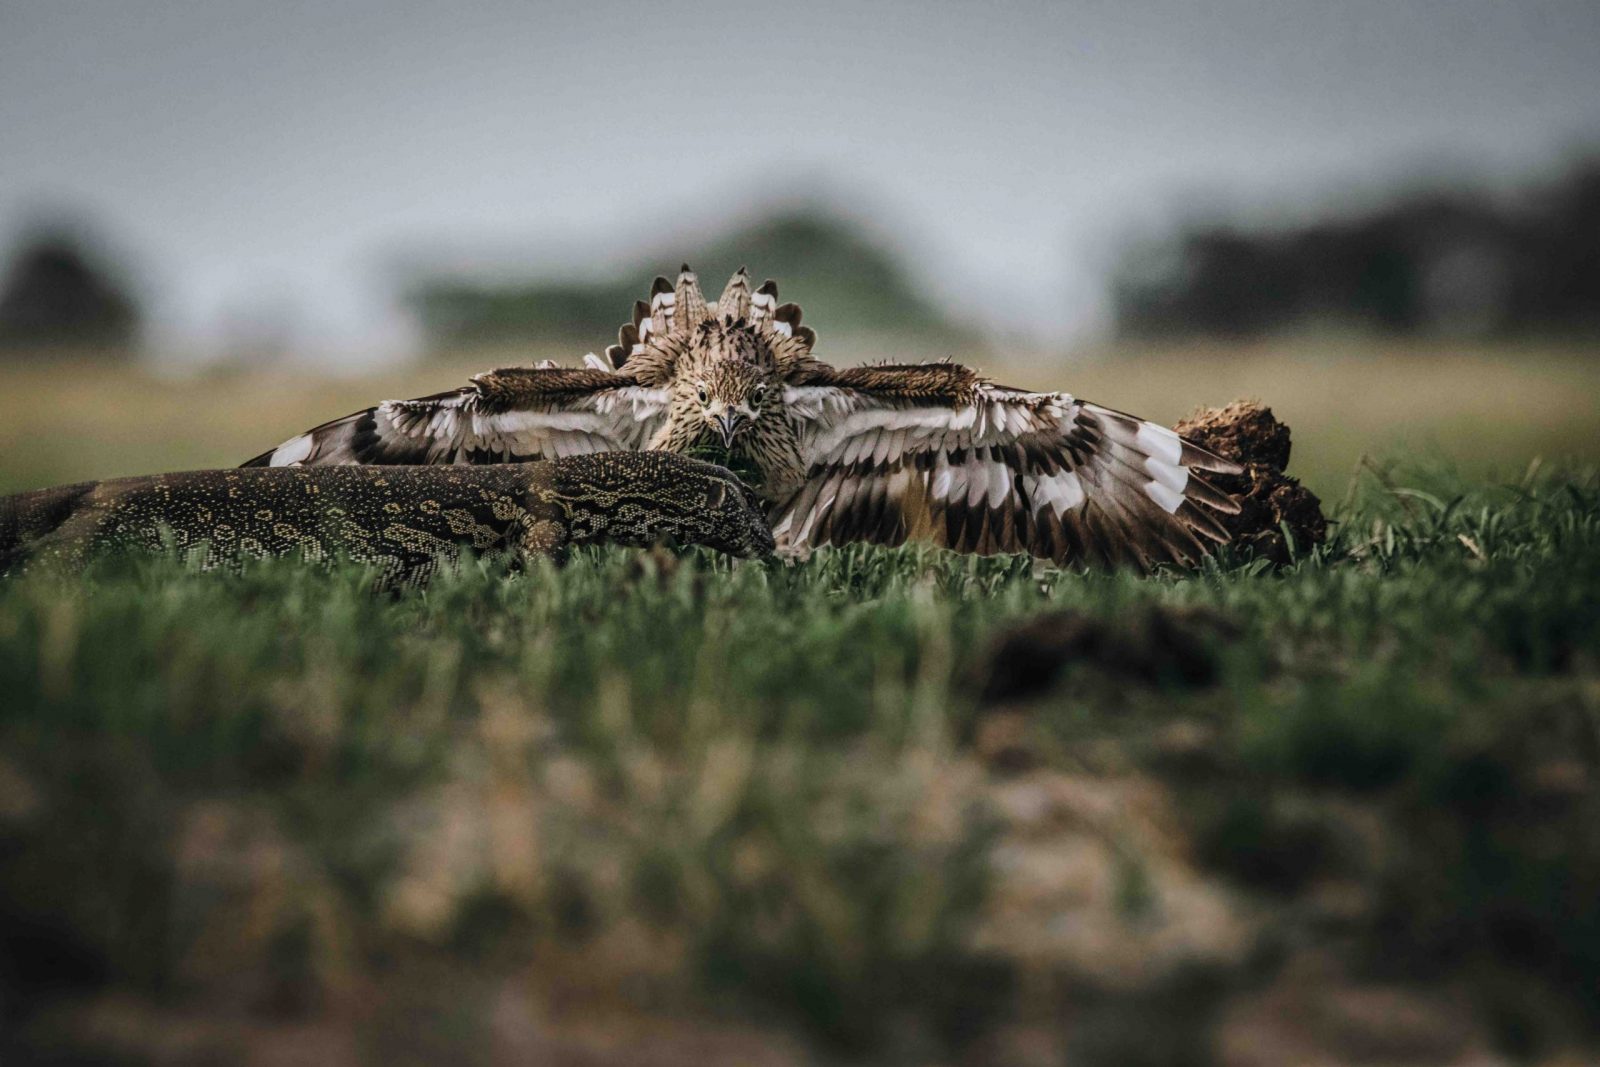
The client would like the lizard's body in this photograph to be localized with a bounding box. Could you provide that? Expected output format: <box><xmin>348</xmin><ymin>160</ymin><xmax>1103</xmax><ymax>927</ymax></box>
<box><xmin>1</xmin><ymin>453</ymin><xmax>772</xmax><ymax>585</ymax></box>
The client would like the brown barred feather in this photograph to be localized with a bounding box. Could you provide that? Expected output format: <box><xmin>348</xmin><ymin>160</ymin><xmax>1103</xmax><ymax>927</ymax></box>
<box><xmin>648</xmin><ymin>276</ymin><xmax>674</xmax><ymax>337</ymax></box>
<box><xmin>673</xmin><ymin>264</ymin><xmax>708</xmax><ymax>330</ymax></box>
<box><xmin>812</xmin><ymin>362</ymin><xmax>982</xmax><ymax>400</ymax></box>
<box><xmin>717</xmin><ymin>267</ymin><xmax>752</xmax><ymax>320</ymax></box>
<box><xmin>470</xmin><ymin>367</ymin><xmax>628</xmax><ymax>411</ymax></box>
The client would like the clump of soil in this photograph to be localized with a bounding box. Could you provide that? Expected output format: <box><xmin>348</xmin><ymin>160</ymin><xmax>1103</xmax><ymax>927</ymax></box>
<box><xmin>622</xmin><ymin>544</ymin><xmax>683</xmax><ymax>587</ymax></box>
<box><xmin>976</xmin><ymin>605</ymin><xmax>1240</xmax><ymax>706</ymax></box>
<box><xmin>1175</xmin><ymin>401</ymin><xmax>1328</xmax><ymax>564</ymax></box>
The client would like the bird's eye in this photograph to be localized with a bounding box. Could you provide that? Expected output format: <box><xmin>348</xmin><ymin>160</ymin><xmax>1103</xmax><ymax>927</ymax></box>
<box><xmin>752</xmin><ymin>384</ymin><xmax>767</xmax><ymax>403</ymax></box>
<box><xmin>696</xmin><ymin>383</ymin><xmax>709</xmax><ymax>405</ymax></box>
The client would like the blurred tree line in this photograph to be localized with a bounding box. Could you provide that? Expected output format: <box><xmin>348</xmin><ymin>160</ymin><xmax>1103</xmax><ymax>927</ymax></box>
<box><xmin>0</xmin><ymin>227</ymin><xmax>140</xmax><ymax>357</ymax></box>
<box><xmin>1113</xmin><ymin>157</ymin><xmax>1600</xmax><ymax>340</ymax></box>
<box><xmin>403</xmin><ymin>209</ymin><xmax>976</xmax><ymax>354</ymax></box>
<box><xmin>6</xmin><ymin>160</ymin><xmax>1596</xmax><ymax>362</ymax></box>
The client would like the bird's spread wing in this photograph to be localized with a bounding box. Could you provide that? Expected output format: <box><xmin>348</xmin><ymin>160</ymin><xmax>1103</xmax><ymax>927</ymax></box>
<box><xmin>241</xmin><ymin>366</ymin><xmax>670</xmax><ymax>467</ymax></box>
<box><xmin>769</xmin><ymin>363</ymin><xmax>1242</xmax><ymax>570</ymax></box>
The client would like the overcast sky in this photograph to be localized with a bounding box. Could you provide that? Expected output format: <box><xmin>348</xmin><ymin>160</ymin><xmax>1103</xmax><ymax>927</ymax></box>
<box><xmin>2</xmin><ymin>0</ymin><xmax>1597</xmax><ymax>363</ymax></box>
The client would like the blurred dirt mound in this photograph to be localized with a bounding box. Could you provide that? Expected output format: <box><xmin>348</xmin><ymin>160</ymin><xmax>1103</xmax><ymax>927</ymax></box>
<box><xmin>977</xmin><ymin>605</ymin><xmax>1240</xmax><ymax>706</ymax></box>
<box><xmin>1175</xmin><ymin>401</ymin><xmax>1327</xmax><ymax>564</ymax></box>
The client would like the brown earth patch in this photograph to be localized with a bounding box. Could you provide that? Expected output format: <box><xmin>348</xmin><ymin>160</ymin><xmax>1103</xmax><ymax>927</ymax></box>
<box><xmin>975</xmin><ymin>605</ymin><xmax>1240</xmax><ymax>706</ymax></box>
<box><xmin>1176</xmin><ymin>400</ymin><xmax>1328</xmax><ymax>564</ymax></box>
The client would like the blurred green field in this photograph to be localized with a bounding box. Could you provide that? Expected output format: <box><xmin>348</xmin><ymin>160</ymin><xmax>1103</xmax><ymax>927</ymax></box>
<box><xmin>1</xmin><ymin>340</ymin><xmax>1597</xmax><ymax>497</ymax></box>
<box><xmin>3</xmin><ymin>341</ymin><xmax>1600</xmax><ymax>1063</ymax></box>
<box><xmin>2</xmin><ymin>456</ymin><xmax>1599</xmax><ymax>1063</ymax></box>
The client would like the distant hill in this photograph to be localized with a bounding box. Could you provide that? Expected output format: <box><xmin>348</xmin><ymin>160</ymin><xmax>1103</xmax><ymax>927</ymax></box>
<box><xmin>402</xmin><ymin>209</ymin><xmax>975</xmax><ymax>356</ymax></box>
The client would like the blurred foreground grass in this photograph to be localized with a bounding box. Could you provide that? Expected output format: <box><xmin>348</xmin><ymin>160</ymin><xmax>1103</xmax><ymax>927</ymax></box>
<box><xmin>1</xmin><ymin>459</ymin><xmax>1598</xmax><ymax>1064</ymax></box>
<box><xmin>1</xmin><ymin>339</ymin><xmax>1597</xmax><ymax>497</ymax></box>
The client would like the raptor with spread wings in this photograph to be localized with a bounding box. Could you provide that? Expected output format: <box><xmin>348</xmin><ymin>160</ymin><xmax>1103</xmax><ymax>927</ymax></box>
<box><xmin>244</xmin><ymin>267</ymin><xmax>1241</xmax><ymax>570</ymax></box>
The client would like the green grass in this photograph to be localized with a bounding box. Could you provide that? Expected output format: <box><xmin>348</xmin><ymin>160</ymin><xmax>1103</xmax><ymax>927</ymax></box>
<box><xmin>2</xmin><ymin>461</ymin><xmax>1598</xmax><ymax>1062</ymax></box>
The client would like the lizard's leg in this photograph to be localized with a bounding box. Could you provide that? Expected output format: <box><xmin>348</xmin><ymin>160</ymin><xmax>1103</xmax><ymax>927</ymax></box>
<box><xmin>514</xmin><ymin>510</ymin><xmax>570</xmax><ymax>567</ymax></box>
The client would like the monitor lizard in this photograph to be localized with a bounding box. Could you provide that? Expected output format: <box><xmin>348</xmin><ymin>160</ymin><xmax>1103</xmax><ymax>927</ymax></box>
<box><xmin>1</xmin><ymin>452</ymin><xmax>774</xmax><ymax>586</ymax></box>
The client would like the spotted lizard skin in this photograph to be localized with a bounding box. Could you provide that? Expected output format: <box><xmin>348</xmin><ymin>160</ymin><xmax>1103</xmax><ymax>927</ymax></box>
<box><xmin>1</xmin><ymin>452</ymin><xmax>774</xmax><ymax>586</ymax></box>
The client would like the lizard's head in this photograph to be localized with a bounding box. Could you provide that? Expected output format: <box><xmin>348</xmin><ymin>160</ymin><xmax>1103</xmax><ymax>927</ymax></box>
<box><xmin>686</xmin><ymin>461</ymin><xmax>778</xmax><ymax>558</ymax></box>
<box><xmin>676</xmin><ymin>319</ymin><xmax>783</xmax><ymax>448</ymax></box>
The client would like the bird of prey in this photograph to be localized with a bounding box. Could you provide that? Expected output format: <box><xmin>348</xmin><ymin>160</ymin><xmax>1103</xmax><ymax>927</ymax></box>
<box><xmin>244</xmin><ymin>266</ymin><xmax>1242</xmax><ymax>570</ymax></box>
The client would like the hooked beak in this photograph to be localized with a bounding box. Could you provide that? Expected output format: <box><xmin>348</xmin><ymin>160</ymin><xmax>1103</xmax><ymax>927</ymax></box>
<box><xmin>713</xmin><ymin>412</ymin><xmax>741</xmax><ymax>447</ymax></box>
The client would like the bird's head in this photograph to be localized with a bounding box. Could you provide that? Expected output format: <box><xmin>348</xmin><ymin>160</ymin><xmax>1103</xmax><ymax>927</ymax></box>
<box><xmin>677</xmin><ymin>318</ymin><xmax>783</xmax><ymax>448</ymax></box>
